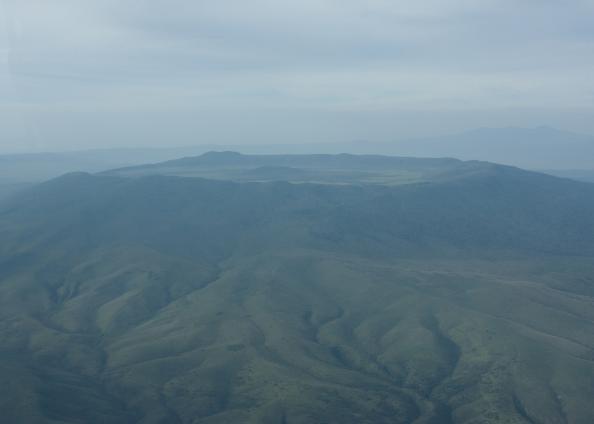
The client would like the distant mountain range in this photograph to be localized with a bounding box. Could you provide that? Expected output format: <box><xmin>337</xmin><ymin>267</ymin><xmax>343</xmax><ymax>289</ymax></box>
<box><xmin>1</xmin><ymin>126</ymin><xmax>593</xmax><ymax>184</ymax></box>
<box><xmin>385</xmin><ymin>126</ymin><xmax>594</xmax><ymax>170</ymax></box>
<box><xmin>313</xmin><ymin>126</ymin><xmax>594</xmax><ymax>171</ymax></box>
<box><xmin>104</xmin><ymin>151</ymin><xmax>473</xmax><ymax>185</ymax></box>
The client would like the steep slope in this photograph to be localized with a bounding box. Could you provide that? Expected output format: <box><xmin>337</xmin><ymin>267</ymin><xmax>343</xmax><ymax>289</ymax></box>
<box><xmin>1</xmin><ymin>163</ymin><xmax>594</xmax><ymax>423</ymax></box>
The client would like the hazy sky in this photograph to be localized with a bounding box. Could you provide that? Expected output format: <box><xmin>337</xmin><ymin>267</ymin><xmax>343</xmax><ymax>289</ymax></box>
<box><xmin>1</xmin><ymin>0</ymin><xmax>594</xmax><ymax>153</ymax></box>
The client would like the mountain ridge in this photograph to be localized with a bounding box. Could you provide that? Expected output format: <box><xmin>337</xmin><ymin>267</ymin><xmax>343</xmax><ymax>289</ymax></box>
<box><xmin>102</xmin><ymin>151</ymin><xmax>512</xmax><ymax>187</ymax></box>
<box><xmin>1</xmin><ymin>153</ymin><xmax>594</xmax><ymax>423</ymax></box>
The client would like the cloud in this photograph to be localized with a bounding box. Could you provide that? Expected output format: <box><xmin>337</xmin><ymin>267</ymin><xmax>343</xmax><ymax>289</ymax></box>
<box><xmin>1</xmin><ymin>0</ymin><xmax>593</xmax><ymax>151</ymax></box>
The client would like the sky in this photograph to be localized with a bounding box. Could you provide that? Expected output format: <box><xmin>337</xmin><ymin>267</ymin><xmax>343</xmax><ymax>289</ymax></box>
<box><xmin>1</xmin><ymin>0</ymin><xmax>593</xmax><ymax>153</ymax></box>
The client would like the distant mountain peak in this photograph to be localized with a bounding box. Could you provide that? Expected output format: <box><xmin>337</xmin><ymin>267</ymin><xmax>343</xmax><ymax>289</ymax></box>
<box><xmin>175</xmin><ymin>151</ymin><xmax>246</xmax><ymax>166</ymax></box>
<box><xmin>201</xmin><ymin>151</ymin><xmax>243</xmax><ymax>158</ymax></box>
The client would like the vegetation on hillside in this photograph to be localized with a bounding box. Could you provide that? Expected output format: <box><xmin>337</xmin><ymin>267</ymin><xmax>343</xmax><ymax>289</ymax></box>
<box><xmin>1</xmin><ymin>155</ymin><xmax>594</xmax><ymax>423</ymax></box>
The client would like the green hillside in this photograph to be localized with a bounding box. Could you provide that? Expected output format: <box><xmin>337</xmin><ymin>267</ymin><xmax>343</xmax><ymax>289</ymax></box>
<box><xmin>1</xmin><ymin>155</ymin><xmax>594</xmax><ymax>423</ymax></box>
